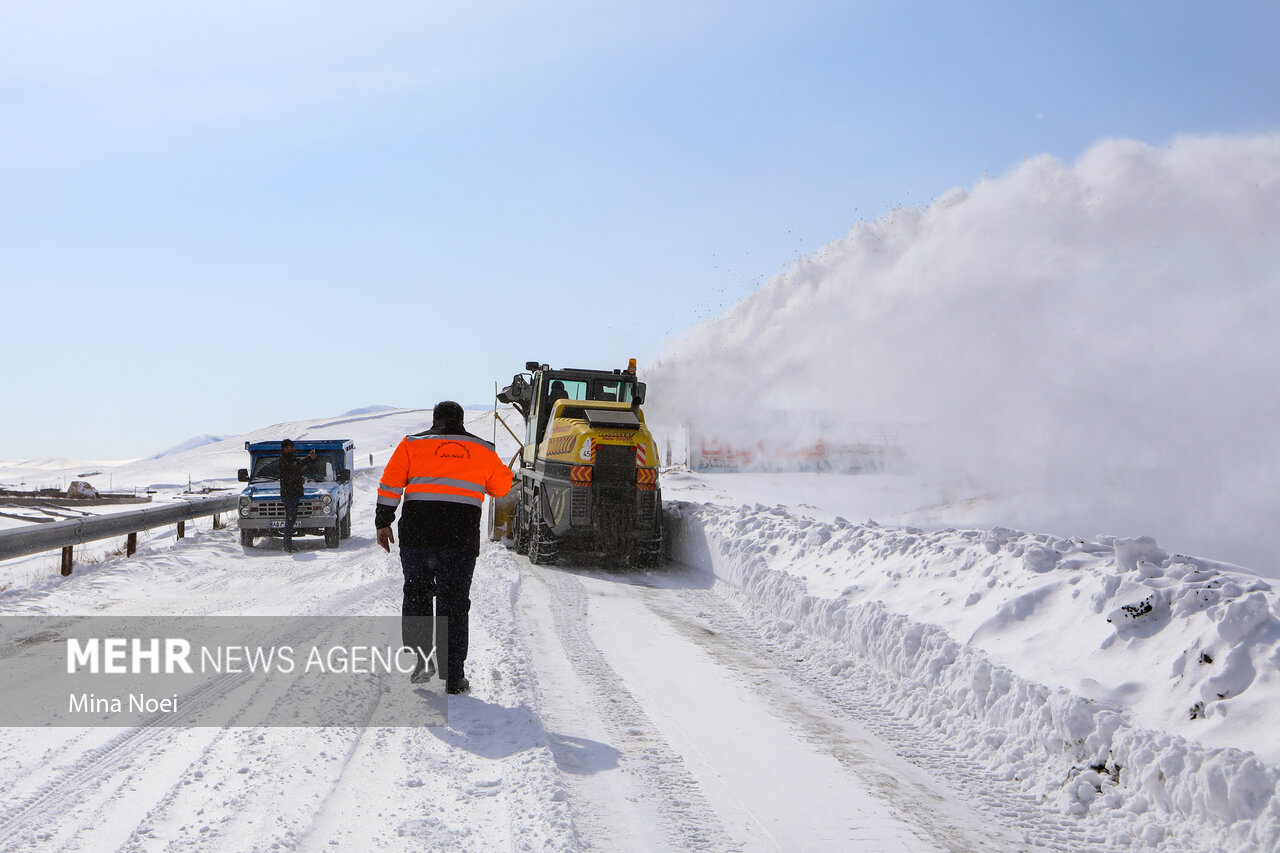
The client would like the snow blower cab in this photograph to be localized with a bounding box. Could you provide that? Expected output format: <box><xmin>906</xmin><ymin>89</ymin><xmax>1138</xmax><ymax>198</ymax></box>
<box><xmin>491</xmin><ymin>359</ymin><xmax>661</xmax><ymax>567</ymax></box>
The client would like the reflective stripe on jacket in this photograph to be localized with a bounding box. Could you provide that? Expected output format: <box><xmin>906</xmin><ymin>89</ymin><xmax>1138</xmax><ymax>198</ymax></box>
<box><xmin>377</xmin><ymin>432</ymin><xmax>511</xmax><ymax>511</ymax></box>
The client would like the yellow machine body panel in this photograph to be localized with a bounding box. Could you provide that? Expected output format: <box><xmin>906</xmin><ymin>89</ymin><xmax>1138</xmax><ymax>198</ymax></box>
<box><xmin>538</xmin><ymin>400</ymin><xmax>658</xmax><ymax>467</ymax></box>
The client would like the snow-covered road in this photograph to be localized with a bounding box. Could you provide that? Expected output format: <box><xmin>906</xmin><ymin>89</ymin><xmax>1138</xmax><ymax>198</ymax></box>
<box><xmin>4</xmin><ymin>407</ymin><xmax>1278</xmax><ymax>851</ymax></box>
<box><xmin>0</xmin><ymin>476</ymin><xmax>1049</xmax><ymax>852</ymax></box>
<box><xmin>0</xmin><ymin>485</ymin><xmax>576</xmax><ymax>852</ymax></box>
<box><xmin>516</xmin><ymin>558</ymin><xmax>1027</xmax><ymax>852</ymax></box>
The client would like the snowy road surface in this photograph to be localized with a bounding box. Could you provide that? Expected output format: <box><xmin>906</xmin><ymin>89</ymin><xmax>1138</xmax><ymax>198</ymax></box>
<box><xmin>0</xmin><ymin>478</ymin><xmax>1054</xmax><ymax>852</ymax></box>
<box><xmin>517</xmin><ymin>560</ymin><xmax>1025</xmax><ymax>852</ymax></box>
<box><xmin>3</xmin><ymin>407</ymin><xmax>1277</xmax><ymax>851</ymax></box>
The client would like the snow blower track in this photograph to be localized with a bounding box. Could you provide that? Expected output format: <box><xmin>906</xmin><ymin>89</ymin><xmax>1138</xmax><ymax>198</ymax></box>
<box><xmin>521</xmin><ymin>564</ymin><xmax>740</xmax><ymax>851</ymax></box>
<box><xmin>514</xmin><ymin>556</ymin><xmax>1049</xmax><ymax>852</ymax></box>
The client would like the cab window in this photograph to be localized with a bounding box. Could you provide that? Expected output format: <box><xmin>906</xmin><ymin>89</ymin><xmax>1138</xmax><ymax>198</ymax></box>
<box><xmin>593</xmin><ymin>380</ymin><xmax>634</xmax><ymax>403</ymax></box>
<box><xmin>546</xmin><ymin>380</ymin><xmax>586</xmax><ymax>403</ymax></box>
<box><xmin>250</xmin><ymin>455</ymin><xmax>327</xmax><ymax>482</ymax></box>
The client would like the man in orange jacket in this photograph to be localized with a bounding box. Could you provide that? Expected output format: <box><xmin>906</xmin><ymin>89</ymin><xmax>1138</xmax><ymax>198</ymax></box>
<box><xmin>376</xmin><ymin>401</ymin><xmax>512</xmax><ymax>694</ymax></box>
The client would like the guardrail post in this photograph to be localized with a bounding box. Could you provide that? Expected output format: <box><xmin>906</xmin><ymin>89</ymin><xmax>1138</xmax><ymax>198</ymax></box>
<box><xmin>177</xmin><ymin>521</ymin><xmax>186</xmax><ymax>540</ymax></box>
<box><xmin>212</xmin><ymin>513</ymin><xmax>225</xmax><ymax>530</ymax></box>
<box><xmin>60</xmin><ymin>546</ymin><xmax>73</xmax><ymax>576</ymax></box>
<box><xmin>126</xmin><ymin>532</ymin><xmax>137</xmax><ymax>557</ymax></box>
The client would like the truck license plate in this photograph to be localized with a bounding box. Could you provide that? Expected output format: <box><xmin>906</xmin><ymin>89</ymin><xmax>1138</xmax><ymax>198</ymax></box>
<box><xmin>269</xmin><ymin>521</ymin><xmax>285</xmax><ymax>529</ymax></box>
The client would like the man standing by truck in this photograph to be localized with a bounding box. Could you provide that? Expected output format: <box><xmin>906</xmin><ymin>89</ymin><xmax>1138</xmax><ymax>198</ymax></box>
<box><xmin>278</xmin><ymin>439</ymin><xmax>316</xmax><ymax>552</ymax></box>
<box><xmin>375</xmin><ymin>401</ymin><xmax>512</xmax><ymax>694</ymax></box>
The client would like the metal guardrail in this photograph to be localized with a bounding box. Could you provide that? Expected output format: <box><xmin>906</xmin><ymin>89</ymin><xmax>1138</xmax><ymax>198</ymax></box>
<box><xmin>0</xmin><ymin>495</ymin><xmax>240</xmax><ymax>576</ymax></box>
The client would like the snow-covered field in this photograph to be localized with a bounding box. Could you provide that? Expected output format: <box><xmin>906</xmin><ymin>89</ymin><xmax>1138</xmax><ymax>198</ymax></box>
<box><xmin>1</xmin><ymin>406</ymin><xmax>1277</xmax><ymax>851</ymax></box>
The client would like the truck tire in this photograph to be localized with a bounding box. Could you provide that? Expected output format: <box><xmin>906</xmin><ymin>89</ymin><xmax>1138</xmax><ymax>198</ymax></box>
<box><xmin>240</xmin><ymin>529</ymin><xmax>255</xmax><ymax>548</ymax></box>
<box><xmin>339</xmin><ymin>507</ymin><xmax>351</xmax><ymax>539</ymax></box>
<box><xmin>529</xmin><ymin>516</ymin><xmax>558</xmax><ymax>566</ymax></box>
<box><xmin>324</xmin><ymin>525</ymin><xmax>340</xmax><ymax>548</ymax></box>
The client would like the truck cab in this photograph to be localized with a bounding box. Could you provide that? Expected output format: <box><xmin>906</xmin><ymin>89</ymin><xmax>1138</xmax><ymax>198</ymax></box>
<box><xmin>236</xmin><ymin>439</ymin><xmax>354</xmax><ymax>548</ymax></box>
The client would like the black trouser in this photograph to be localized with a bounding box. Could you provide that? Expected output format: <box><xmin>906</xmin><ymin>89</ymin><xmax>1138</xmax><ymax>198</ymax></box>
<box><xmin>400</xmin><ymin>546</ymin><xmax>477</xmax><ymax>681</ymax></box>
<box><xmin>282</xmin><ymin>495</ymin><xmax>300</xmax><ymax>548</ymax></box>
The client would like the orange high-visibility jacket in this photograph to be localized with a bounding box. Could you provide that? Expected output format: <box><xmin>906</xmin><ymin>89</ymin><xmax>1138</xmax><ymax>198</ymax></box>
<box><xmin>377</xmin><ymin>431</ymin><xmax>512</xmax><ymax>515</ymax></box>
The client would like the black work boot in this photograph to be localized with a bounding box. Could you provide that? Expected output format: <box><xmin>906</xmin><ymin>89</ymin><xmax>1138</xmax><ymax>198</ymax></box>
<box><xmin>445</xmin><ymin>676</ymin><xmax>470</xmax><ymax>695</ymax></box>
<box><xmin>409</xmin><ymin>653</ymin><xmax>436</xmax><ymax>684</ymax></box>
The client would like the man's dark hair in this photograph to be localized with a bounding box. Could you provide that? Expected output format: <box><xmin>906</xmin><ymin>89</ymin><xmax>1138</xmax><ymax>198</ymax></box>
<box><xmin>432</xmin><ymin>401</ymin><xmax>465</xmax><ymax>429</ymax></box>
<box><xmin>281</xmin><ymin>439</ymin><xmax>295</xmax><ymax>449</ymax></box>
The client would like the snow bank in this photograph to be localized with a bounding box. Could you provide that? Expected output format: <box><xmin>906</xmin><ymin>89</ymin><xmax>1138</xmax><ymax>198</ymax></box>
<box><xmin>649</xmin><ymin>133</ymin><xmax>1280</xmax><ymax>577</ymax></box>
<box><xmin>666</xmin><ymin>500</ymin><xmax>1280</xmax><ymax>851</ymax></box>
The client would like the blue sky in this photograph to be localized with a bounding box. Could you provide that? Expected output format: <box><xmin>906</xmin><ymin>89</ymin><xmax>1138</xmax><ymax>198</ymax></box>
<box><xmin>2</xmin><ymin>1</ymin><xmax>1277</xmax><ymax>459</ymax></box>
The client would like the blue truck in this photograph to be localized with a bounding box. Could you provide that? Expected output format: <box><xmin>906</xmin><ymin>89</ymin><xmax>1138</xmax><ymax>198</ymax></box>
<box><xmin>236</xmin><ymin>439</ymin><xmax>355</xmax><ymax>548</ymax></box>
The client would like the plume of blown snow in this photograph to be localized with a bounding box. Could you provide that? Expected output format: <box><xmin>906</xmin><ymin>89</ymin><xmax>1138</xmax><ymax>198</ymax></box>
<box><xmin>649</xmin><ymin>134</ymin><xmax>1280</xmax><ymax>575</ymax></box>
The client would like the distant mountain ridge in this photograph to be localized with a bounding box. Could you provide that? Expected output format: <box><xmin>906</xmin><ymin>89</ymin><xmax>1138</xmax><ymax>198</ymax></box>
<box><xmin>148</xmin><ymin>435</ymin><xmax>226</xmax><ymax>460</ymax></box>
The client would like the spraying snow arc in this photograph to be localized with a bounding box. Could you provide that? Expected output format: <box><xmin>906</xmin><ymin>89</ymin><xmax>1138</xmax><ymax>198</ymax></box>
<box><xmin>651</xmin><ymin>134</ymin><xmax>1280</xmax><ymax>575</ymax></box>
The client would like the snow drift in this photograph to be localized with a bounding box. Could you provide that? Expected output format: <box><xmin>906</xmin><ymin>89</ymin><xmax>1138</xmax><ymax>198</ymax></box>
<box><xmin>649</xmin><ymin>134</ymin><xmax>1280</xmax><ymax>576</ymax></box>
<box><xmin>666</xmin><ymin>500</ymin><xmax>1280</xmax><ymax>851</ymax></box>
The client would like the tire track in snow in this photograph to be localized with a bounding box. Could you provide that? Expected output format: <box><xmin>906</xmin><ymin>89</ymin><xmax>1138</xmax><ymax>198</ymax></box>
<box><xmin>653</xmin><ymin>574</ymin><xmax>1106</xmax><ymax>853</ymax></box>
<box><xmin>617</xmin><ymin>578</ymin><xmax>1021</xmax><ymax>852</ymax></box>
<box><xmin>0</xmin><ymin>558</ymin><xmax>396</xmax><ymax>821</ymax></box>
<box><xmin>289</xmin><ymin>544</ymin><xmax>580</xmax><ymax>853</ymax></box>
<box><xmin>113</xmin><ymin>702</ymin><xmax>382</xmax><ymax>851</ymax></box>
<box><xmin>0</xmin><ymin>572</ymin><xmax>394</xmax><ymax>851</ymax></box>
<box><xmin>0</xmin><ymin>664</ymin><xmax>356</xmax><ymax>851</ymax></box>
<box><xmin>105</xmin><ymin>571</ymin><xmax>408</xmax><ymax>851</ymax></box>
<box><xmin>0</xmin><ymin>466</ymin><xmax>414</xmax><ymax>849</ymax></box>
<box><xmin>468</xmin><ymin>547</ymin><xmax>581</xmax><ymax>852</ymax></box>
<box><xmin>529</xmin><ymin>565</ymin><xmax>740</xmax><ymax>852</ymax></box>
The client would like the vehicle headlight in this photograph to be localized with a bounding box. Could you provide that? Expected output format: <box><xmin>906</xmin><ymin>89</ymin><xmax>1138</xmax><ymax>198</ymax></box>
<box><xmin>239</xmin><ymin>506</ymin><xmax>250</xmax><ymax>517</ymax></box>
<box><xmin>239</xmin><ymin>496</ymin><xmax>250</xmax><ymax>508</ymax></box>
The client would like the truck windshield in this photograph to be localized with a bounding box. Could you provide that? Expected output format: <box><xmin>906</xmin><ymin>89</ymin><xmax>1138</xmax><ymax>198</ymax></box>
<box><xmin>593</xmin><ymin>380</ymin><xmax>635</xmax><ymax>403</ymax></box>
<box><xmin>249</xmin><ymin>455</ymin><xmax>330</xmax><ymax>483</ymax></box>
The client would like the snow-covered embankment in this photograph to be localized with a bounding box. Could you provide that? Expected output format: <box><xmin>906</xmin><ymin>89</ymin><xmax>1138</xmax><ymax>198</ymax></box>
<box><xmin>665</xmin><ymin>500</ymin><xmax>1280</xmax><ymax>851</ymax></box>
